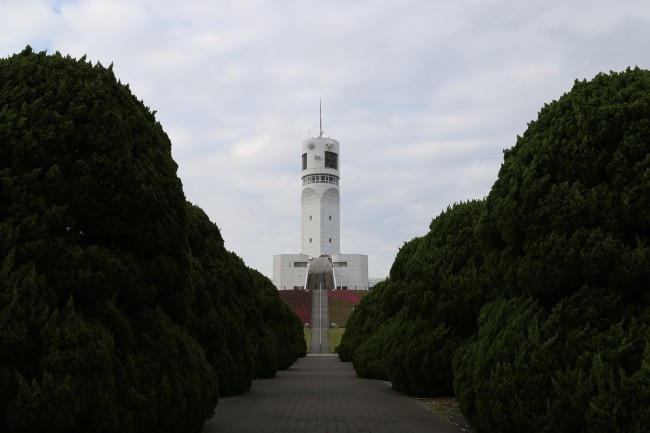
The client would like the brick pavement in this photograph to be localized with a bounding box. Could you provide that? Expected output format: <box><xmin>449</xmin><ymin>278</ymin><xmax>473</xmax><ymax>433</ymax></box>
<box><xmin>202</xmin><ymin>354</ymin><xmax>466</xmax><ymax>433</ymax></box>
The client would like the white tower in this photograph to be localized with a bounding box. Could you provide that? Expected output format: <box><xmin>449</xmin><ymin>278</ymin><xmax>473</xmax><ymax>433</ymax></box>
<box><xmin>300</xmin><ymin>137</ymin><xmax>340</xmax><ymax>258</ymax></box>
<box><xmin>272</xmin><ymin>106</ymin><xmax>369</xmax><ymax>292</ymax></box>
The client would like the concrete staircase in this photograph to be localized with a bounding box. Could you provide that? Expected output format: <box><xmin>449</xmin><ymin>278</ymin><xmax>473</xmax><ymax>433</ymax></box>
<box><xmin>310</xmin><ymin>287</ymin><xmax>330</xmax><ymax>354</ymax></box>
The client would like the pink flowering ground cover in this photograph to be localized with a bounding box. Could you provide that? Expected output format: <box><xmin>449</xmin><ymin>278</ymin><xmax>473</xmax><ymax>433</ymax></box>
<box><xmin>277</xmin><ymin>289</ymin><xmax>369</xmax><ymax>327</ymax></box>
<box><xmin>328</xmin><ymin>290</ymin><xmax>369</xmax><ymax>327</ymax></box>
<box><xmin>328</xmin><ymin>290</ymin><xmax>361</xmax><ymax>303</ymax></box>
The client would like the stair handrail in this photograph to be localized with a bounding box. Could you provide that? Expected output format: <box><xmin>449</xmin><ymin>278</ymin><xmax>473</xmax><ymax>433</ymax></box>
<box><xmin>303</xmin><ymin>260</ymin><xmax>310</xmax><ymax>290</ymax></box>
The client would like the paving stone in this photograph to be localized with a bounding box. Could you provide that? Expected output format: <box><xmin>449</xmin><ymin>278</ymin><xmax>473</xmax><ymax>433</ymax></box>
<box><xmin>203</xmin><ymin>354</ymin><xmax>466</xmax><ymax>433</ymax></box>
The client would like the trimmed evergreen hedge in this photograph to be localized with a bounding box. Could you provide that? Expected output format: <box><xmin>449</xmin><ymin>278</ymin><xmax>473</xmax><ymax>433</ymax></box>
<box><xmin>456</xmin><ymin>68</ymin><xmax>650</xmax><ymax>433</ymax></box>
<box><xmin>0</xmin><ymin>47</ymin><xmax>305</xmax><ymax>433</ymax></box>
<box><xmin>341</xmin><ymin>68</ymin><xmax>650</xmax><ymax>432</ymax></box>
<box><xmin>339</xmin><ymin>200</ymin><xmax>490</xmax><ymax>395</ymax></box>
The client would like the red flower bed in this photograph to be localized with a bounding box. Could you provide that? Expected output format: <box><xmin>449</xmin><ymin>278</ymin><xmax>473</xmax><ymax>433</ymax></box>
<box><xmin>277</xmin><ymin>290</ymin><xmax>312</xmax><ymax>325</ymax></box>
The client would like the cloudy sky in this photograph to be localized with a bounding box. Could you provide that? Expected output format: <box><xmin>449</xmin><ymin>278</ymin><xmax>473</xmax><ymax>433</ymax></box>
<box><xmin>2</xmin><ymin>0</ymin><xmax>649</xmax><ymax>279</ymax></box>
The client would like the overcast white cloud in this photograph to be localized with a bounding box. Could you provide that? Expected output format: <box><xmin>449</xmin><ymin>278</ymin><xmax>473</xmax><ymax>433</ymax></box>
<box><xmin>2</xmin><ymin>0</ymin><xmax>650</xmax><ymax>279</ymax></box>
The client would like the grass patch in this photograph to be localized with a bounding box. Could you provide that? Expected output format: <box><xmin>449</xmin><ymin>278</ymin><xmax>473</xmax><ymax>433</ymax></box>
<box><xmin>328</xmin><ymin>290</ymin><xmax>369</xmax><ymax>327</ymax></box>
<box><xmin>414</xmin><ymin>397</ymin><xmax>473</xmax><ymax>432</ymax></box>
<box><xmin>329</xmin><ymin>328</ymin><xmax>345</xmax><ymax>353</ymax></box>
<box><xmin>304</xmin><ymin>328</ymin><xmax>311</xmax><ymax>353</ymax></box>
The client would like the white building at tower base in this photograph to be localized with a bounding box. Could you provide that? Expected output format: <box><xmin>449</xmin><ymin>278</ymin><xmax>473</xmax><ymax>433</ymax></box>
<box><xmin>273</xmin><ymin>253</ymin><xmax>369</xmax><ymax>290</ymax></box>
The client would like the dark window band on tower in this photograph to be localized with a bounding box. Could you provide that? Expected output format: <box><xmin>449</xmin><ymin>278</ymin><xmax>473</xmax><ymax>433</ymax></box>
<box><xmin>302</xmin><ymin>153</ymin><xmax>307</xmax><ymax>170</ymax></box>
<box><xmin>325</xmin><ymin>151</ymin><xmax>338</xmax><ymax>169</ymax></box>
<box><xmin>302</xmin><ymin>174</ymin><xmax>339</xmax><ymax>185</ymax></box>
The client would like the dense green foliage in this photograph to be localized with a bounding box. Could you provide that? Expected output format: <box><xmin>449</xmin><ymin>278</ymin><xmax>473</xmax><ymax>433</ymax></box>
<box><xmin>339</xmin><ymin>200</ymin><xmax>491</xmax><ymax>395</ymax></box>
<box><xmin>0</xmin><ymin>47</ymin><xmax>304</xmax><ymax>433</ymax></box>
<box><xmin>341</xmin><ymin>68</ymin><xmax>650</xmax><ymax>432</ymax></box>
<box><xmin>454</xmin><ymin>296</ymin><xmax>650</xmax><ymax>433</ymax></box>
<box><xmin>455</xmin><ymin>68</ymin><xmax>650</xmax><ymax>433</ymax></box>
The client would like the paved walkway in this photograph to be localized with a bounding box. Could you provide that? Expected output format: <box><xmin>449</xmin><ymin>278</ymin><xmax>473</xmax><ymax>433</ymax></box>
<box><xmin>203</xmin><ymin>354</ymin><xmax>466</xmax><ymax>433</ymax></box>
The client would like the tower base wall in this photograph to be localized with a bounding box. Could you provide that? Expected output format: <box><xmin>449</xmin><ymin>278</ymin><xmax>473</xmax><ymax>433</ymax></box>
<box><xmin>332</xmin><ymin>254</ymin><xmax>369</xmax><ymax>290</ymax></box>
<box><xmin>273</xmin><ymin>254</ymin><xmax>310</xmax><ymax>290</ymax></box>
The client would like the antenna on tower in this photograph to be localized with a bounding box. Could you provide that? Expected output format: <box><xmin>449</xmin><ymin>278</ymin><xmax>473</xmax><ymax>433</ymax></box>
<box><xmin>319</xmin><ymin>99</ymin><xmax>324</xmax><ymax>137</ymax></box>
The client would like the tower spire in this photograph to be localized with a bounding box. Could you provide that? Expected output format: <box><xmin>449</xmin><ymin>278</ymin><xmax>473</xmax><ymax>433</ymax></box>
<box><xmin>319</xmin><ymin>99</ymin><xmax>324</xmax><ymax>137</ymax></box>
